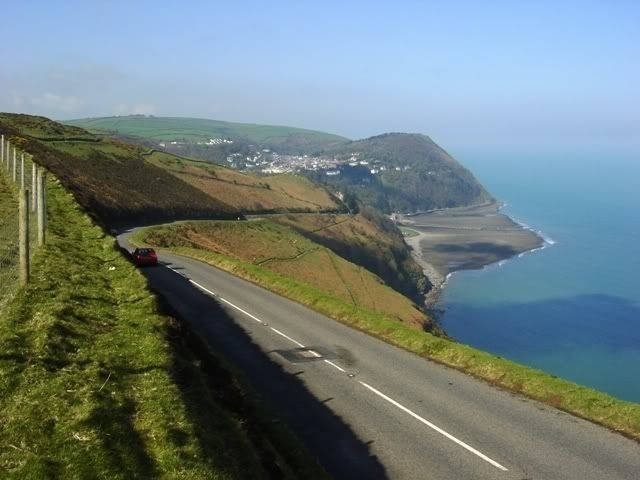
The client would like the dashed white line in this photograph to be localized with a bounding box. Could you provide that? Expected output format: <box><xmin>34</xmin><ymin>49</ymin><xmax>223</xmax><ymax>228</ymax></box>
<box><xmin>324</xmin><ymin>359</ymin><xmax>347</xmax><ymax>373</ymax></box>
<box><xmin>270</xmin><ymin>327</ymin><xmax>306</xmax><ymax>348</ymax></box>
<box><xmin>358</xmin><ymin>380</ymin><xmax>508</xmax><ymax>471</ymax></box>
<box><xmin>189</xmin><ymin>279</ymin><xmax>264</xmax><ymax>325</ymax></box>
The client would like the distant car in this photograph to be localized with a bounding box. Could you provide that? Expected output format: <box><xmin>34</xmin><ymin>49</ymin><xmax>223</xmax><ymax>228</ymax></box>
<box><xmin>132</xmin><ymin>247</ymin><xmax>158</xmax><ymax>267</ymax></box>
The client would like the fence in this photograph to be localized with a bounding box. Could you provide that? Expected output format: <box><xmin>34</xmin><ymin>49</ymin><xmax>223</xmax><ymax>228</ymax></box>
<box><xmin>0</xmin><ymin>133</ymin><xmax>47</xmax><ymax>308</ymax></box>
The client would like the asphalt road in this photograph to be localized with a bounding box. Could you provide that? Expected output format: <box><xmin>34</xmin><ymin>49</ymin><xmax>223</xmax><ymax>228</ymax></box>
<box><xmin>119</xmin><ymin>229</ymin><xmax>640</xmax><ymax>480</ymax></box>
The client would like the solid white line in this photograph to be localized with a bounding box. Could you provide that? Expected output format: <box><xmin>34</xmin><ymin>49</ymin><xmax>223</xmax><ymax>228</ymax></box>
<box><xmin>358</xmin><ymin>381</ymin><xmax>508</xmax><ymax>472</ymax></box>
<box><xmin>270</xmin><ymin>327</ymin><xmax>306</xmax><ymax>348</ymax></box>
<box><xmin>324</xmin><ymin>359</ymin><xmax>346</xmax><ymax>373</ymax></box>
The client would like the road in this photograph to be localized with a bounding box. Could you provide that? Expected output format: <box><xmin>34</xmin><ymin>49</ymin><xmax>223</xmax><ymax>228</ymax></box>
<box><xmin>119</xmin><ymin>229</ymin><xmax>640</xmax><ymax>480</ymax></box>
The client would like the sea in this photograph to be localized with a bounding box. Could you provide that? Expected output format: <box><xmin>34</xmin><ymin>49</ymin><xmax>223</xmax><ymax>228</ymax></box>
<box><xmin>438</xmin><ymin>150</ymin><xmax>640</xmax><ymax>402</ymax></box>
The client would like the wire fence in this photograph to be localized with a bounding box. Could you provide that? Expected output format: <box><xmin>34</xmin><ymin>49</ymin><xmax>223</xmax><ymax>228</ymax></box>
<box><xmin>0</xmin><ymin>134</ymin><xmax>46</xmax><ymax>309</ymax></box>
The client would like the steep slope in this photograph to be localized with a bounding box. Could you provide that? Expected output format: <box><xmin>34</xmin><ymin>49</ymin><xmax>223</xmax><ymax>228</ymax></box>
<box><xmin>0</xmin><ymin>114</ymin><xmax>343</xmax><ymax>226</ymax></box>
<box><xmin>310</xmin><ymin>133</ymin><xmax>493</xmax><ymax>212</ymax></box>
<box><xmin>269</xmin><ymin>210</ymin><xmax>431</xmax><ymax>303</ymax></box>
<box><xmin>65</xmin><ymin>115</ymin><xmax>348</xmax><ymax>153</ymax></box>
<box><xmin>138</xmin><ymin>220</ymin><xmax>430</xmax><ymax>329</ymax></box>
<box><xmin>0</xmin><ymin>114</ymin><xmax>239</xmax><ymax>227</ymax></box>
<box><xmin>146</xmin><ymin>151</ymin><xmax>342</xmax><ymax>213</ymax></box>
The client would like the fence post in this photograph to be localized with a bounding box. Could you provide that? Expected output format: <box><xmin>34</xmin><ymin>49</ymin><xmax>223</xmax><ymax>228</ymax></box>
<box><xmin>20</xmin><ymin>154</ymin><xmax>25</xmax><ymax>189</ymax></box>
<box><xmin>37</xmin><ymin>167</ymin><xmax>46</xmax><ymax>246</ymax></box>
<box><xmin>1</xmin><ymin>134</ymin><xmax>4</xmax><ymax>167</ymax></box>
<box><xmin>31</xmin><ymin>161</ymin><xmax>37</xmax><ymax>212</ymax></box>
<box><xmin>19</xmin><ymin>188</ymin><xmax>30</xmax><ymax>285</ymax></box>
<box><xmin>12</xmin><ymin>148</ymin><xmax>17</xmax><ymax>182</ymax></box>
<box><xmin>5</xmin><ymin>141</ymin><xmax>8</xmax><ymax>171</ymax></box>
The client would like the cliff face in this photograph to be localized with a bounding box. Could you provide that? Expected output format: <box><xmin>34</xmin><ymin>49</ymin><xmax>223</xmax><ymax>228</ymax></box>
<box><xmin>310</xmin><ymin>133</ymin><xmax>493</xmax><ymax>213</ymax></box>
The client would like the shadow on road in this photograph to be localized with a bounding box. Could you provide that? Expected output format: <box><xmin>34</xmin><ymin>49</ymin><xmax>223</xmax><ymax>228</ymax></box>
<box><xmin>141</xmin><ymin>264</ymin><xmax>389</xmax><ymax>480</ymax></box>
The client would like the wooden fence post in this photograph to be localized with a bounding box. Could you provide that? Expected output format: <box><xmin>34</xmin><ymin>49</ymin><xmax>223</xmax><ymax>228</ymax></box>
<box><xmin>12</xmin><ymin>148</ymin><xmax>17</xmax><ymax>182</ymax></box>
<box><xmin>1</xmin><ymin>134</ymin><xmax>4</xmax><ymax>167</ymax></box>
<box><xmin>37</xmin><ymin>168</ymin><xmax>46</xmax><ymax>246</ymax></box>
<box><xmin>31</xmin><ymin>162</ymin><xmax>37</xmax><ymax>212</ymax></box>
<box><xmin>20</xmin><ymin>154</ymin><xmax>25</xmax><ymax>189</ymax></box>
<box><xmin>19</xmin><ymin>188</ymin><xmax>30</xmax><ymax>285</ymax></box>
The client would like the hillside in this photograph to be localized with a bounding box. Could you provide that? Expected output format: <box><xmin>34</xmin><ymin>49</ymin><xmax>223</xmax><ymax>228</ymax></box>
<box><xmin>0</xmin><ymin>172</ymin><xmax>326</xmax><ymax>478</ymax></box>
<box><xmin>65</xmin><ymin>115</ymin><xmax>348</xmax><ymax>153</ymax></box>
<box><xmin>65</xmin><ymin>116</ymin><xmax>493</xmax><ymax>213</ymax></box>
<box><xmin>0</xmin><ymin>114</ymin><xmax>342</xmax><ymax>226</ymax></box>
<box><xmin>309</xmin><ymin>133</ymin><xmax>493</xmax><ymax>212</ymax></box>
<box><xmin>269</xmin><ymin>210</ymin><xmax>431</xmax><ymax>303</ymax></box>
<box><xmin>146</xmin><ymin>151</ymin><xmax>342</xmax><ymax>213</ymax></box>
<box><xmin>137</xmin><ymin>220</ymin><xmax>430</xmax><ymax>329</ymax></box>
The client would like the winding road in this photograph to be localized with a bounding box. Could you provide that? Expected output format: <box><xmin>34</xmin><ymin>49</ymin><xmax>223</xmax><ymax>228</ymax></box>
<box><xmin>119</xmin><ymin>228</ymin><xmax>640</xmax><ymax>480</ymax></box>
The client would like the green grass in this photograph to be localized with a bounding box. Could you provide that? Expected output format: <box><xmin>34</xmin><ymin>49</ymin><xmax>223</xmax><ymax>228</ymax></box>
<box><xmin>135</xmin><ymin>225</ymin><xmax>640</xmax><ymax>442</ymax></box>
<box><xmin>65</xmin><ymin>116</ymin><xmax>348</xmax><ymax>147</ymax></box>
<box><xmin>0</xmin><ymin>178</ymin><xmax>327</xmax><ymax>479</ymax></box>
<box><xmin>398</xmin><ymin>226</ymin><xmax>420</xmax><ymax>237</ymax></box>
<box><xmin>0</xmin><ymin>173</ymin><xmax>18</xmax><ymax>310</ymax></box>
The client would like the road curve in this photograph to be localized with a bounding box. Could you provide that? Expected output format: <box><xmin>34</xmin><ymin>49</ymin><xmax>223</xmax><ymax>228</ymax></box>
<box><xmin>119</xmin><ymin>229</ymin><xmax>640</xmax><ymax>480</ymax></box>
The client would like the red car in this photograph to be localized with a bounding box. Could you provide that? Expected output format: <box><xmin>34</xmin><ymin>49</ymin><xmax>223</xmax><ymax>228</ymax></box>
<box><xmin>132</xmin><ymin>247</ymin><xmax>158</xmax><ymax>267</ymax></box>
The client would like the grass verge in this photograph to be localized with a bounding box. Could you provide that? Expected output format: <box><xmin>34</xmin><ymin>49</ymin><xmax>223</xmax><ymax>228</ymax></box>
<box><xmin>0</xmin><ymin>178</ymin><xmax>327</xmax><ymax>479</ymax></box>
<box><xmin>135</xmin><ymin>225</ymin><xmax>640</xmax><ymax>442</ymax></box>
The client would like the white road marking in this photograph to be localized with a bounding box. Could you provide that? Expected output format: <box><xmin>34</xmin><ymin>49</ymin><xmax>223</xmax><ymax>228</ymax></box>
<box><xmin>187</xmin><ymin>271</ymin><xmax>507</xmax><ymax>472</ymax></box>
<box><xmin>189</xmin><ymin>279</ymin><xmax>265</xmax><ymax>325</ymax></box>
<box><xmin>270</xmin><ymin>327</ymin><xmax>306</xmax><ymax>348</ymax></box>
<box><xmin>358</xmin><ymin>381</ymin><xmax>508</xmax><ymax>471</ymax></box>
<box><xmin>324</xmin><ymin>359</ymin><xmax>347</xmax><ymax>373</ymax></box>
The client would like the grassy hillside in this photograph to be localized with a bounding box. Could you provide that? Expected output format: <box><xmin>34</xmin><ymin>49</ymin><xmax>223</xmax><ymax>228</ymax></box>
<box><xmin>0</xmin><ymin>114</ymin><xmax>239</xmax><ymax>227</ymax></box>
<box><xmin>0</xmin><ymin>177</ymin><xmax>326</xmax><ymax>479</ymax></box>
<box><xmin>269</xmin><ymin>209</ymin><xmax>431</xmax><ymax>303</ymax></box>
<box><xmin>137</xmin><ymin>220</ymin><xmax>430</xmax><ymax>329</ymax></box>
<box><xmin>310</xmin><ymin>133</ymin><xmax>493</xmax><ymax>212</ymax></box>
<box><xmin>65</xmin><ymin>115</ymin><xmax>348</xmax><ymax>152</ymax></box>
<box><xmin>146</xmin><ymin>151</ymin><xmax>342</xmax><ymax>213</ymax></box>
<box><xmin>64</xmin><ymin>117</ymin><xmax>493</xmax><ymax>213</ymax></box>
<box><xmin>0</xmin><ymin>114</ymin><xmax>344</xmax><ymax>226</ymax></box>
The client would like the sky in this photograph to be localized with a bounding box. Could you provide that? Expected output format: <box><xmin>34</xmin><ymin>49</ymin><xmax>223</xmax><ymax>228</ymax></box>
<box><xmin>1</xmin><ymin>0</ymin><xmax>638</xmax><ymax>152</ymax></box>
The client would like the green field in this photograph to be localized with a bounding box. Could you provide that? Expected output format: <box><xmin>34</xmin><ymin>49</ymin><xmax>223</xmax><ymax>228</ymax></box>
<box><xmin>65</xmin><ymin>115</ymin><xmax>348</xmax><ymax>149</ymax></box>
<box><xmin>0</xmin><ymin>176</ymin><xmax>326</xmax><ymax>479</ymax></box>
<box><xmin>399</xmin><ymin>226</ymin><xmax>420</xmax><ymax>237</ymax></box>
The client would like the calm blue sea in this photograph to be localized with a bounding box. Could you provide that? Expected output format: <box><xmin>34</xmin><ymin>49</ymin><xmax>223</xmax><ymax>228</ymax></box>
<box><xmin>439</xmin><ymin>151</ymin><xmax>640</xmax><ymax>402</ymax></box>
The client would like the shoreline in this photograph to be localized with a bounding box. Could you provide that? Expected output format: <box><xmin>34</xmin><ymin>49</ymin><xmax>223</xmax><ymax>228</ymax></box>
<box><xmin>400</xmin><ymin>202</ymin><xmax>549</xmax><ymax>308</ymax></box>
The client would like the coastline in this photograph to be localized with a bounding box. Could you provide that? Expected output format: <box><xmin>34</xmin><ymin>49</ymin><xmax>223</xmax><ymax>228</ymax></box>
<box><xmin>400</xmin><ymin>202</ymin><xmax>547</xmax><ymax>308</ymax></box>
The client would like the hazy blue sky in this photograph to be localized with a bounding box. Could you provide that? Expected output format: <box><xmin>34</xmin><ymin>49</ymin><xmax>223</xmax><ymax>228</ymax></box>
<box><xmin>1</xmin><ymin>1</ymin><xmax>638</xmax><ymax>151</ymax></box>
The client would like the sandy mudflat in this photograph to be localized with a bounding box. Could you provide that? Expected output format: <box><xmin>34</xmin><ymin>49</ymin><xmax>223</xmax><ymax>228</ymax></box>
<box><xmin>400</xmin><ymin>203</ymin><xmax>543</xmax><ymax>301</ymax></box>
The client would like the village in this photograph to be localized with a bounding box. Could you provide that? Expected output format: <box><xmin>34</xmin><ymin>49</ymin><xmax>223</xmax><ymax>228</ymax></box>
<box><xmin>225</xmin><ymin>148</ymin><xmax>413</xmax><ymax>176</ymax></box>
